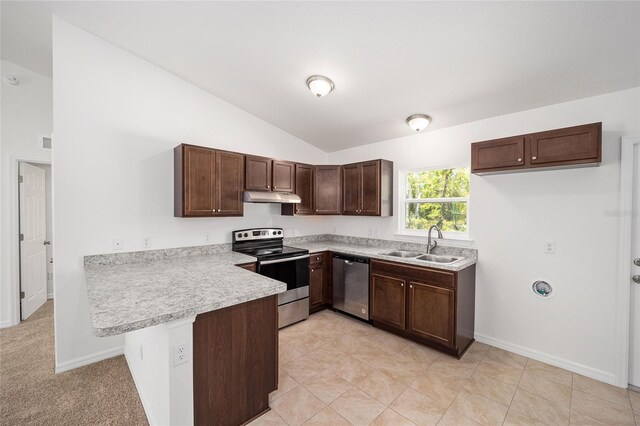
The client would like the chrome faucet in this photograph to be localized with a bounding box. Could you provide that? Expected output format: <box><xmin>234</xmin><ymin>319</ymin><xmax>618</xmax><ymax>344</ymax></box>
<box><xmin>427</xmin><ymin>225</ymin><xmax>443</xmax><ymax>254</ymax></box>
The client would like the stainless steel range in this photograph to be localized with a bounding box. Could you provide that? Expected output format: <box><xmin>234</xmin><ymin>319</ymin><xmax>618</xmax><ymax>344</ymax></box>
<box><xmin>232</xmin><ymin>228</ymin><xmax>309</xmax><ymax>328</ymax></box>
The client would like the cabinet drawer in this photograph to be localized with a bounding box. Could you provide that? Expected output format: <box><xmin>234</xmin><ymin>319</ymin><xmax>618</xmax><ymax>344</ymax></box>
<box><xmin>309</xmin><ymin>253</ymin><xmax>325</xmax><ymax>265</ymax></box>
<box><xmin>371</xmin><ymin>259</ymin><xmax>455</xmax><ymax>288</ymax></box>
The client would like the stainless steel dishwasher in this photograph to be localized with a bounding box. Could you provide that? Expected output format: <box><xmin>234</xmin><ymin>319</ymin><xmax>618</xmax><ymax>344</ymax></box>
<box><xmin>333</xmin><ymin>253</ymin><xmax>370</xmax><ymax>320</ymax></box>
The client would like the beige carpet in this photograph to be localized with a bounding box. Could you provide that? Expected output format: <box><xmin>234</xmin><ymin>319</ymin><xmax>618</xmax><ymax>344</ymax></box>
<box><xmin>0</xmin><ymin>301</ymin><xmax>148</xmax><ymax>425</ymax></box>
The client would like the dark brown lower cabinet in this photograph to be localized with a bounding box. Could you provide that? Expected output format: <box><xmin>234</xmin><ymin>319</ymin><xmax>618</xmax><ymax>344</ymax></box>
<box><xmin>237</xmin><ymin>262</ymin><xmax>257</xmax><ymax>272</ymax></box>
<box><xmin>370</xmin><ymin>259</ymin><xmax>476</xmax><ymax>358</ymax></box>
<box><xmin>370</xmin><ymin>273</ymin><xmax>406</xmax><ymax>330</ymax></box>
<box><xmin>193</xmin><ymin>295</ymin><xmax>278</xmax><ymax>426</ymax></box>
<box><xmin>309</xmin><ymin>252</ymin><xmax>332</xmax><ymax>314</ymax></box>
<box><xmin>407</xmin><ymin>281</ymin><xmax>455</xmax><ymax>348</ymax></box>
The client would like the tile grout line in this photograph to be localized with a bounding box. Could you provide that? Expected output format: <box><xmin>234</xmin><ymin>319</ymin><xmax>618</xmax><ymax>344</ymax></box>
<box><xmin>500</xmin><ymin>357</ymin><xmax>527</xmax><ymax>425</ymax></box>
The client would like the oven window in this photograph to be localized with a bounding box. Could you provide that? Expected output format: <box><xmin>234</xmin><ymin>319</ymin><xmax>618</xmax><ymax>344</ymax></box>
<box><xmin>259</xmin><ymin>257</ymin><xmax>309</xmax><ymax>291</ymax></box>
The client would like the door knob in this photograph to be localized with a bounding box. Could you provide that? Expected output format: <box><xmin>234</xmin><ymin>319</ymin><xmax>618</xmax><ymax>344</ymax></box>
<box><xmin>634</xmin><ymin>258</ymin><xmax>640</xmax><ymax>267</ymax></box>
<box><xmin>634</xmin><ymin>275</ymin><xmax>640</xmax><ymax>284</ymax></box>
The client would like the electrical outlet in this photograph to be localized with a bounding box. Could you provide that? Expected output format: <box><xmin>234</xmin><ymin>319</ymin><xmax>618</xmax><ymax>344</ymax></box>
<box><xmin>112</xmin><ymin>238</ymin><xmax>123</xmax><ymax>250</ymax></box>
<box><xmin>143</xmin><ymin>237</ymin><xmax>151</xmax><ymax>248</ymax></box>
<box><xmin>204</xmin><ymin>233</ymin><xmax>211</xmax><ymax>243</ymax></box>
<box><xmin>544</xmin><ymin>241</ymin><xmax>556</xmax><ymax>254</ymax></box>
<box><xmin>173</xmin><ymin>343</ymin><xmax>188</xmax><ymax>366</ymax></box>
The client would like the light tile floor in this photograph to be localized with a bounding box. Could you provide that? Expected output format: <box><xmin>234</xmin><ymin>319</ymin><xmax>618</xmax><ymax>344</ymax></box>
<box><xmin>250</xmin><ymin>310</ymin><xmax>640</xmax><ymax>426</ymax></box>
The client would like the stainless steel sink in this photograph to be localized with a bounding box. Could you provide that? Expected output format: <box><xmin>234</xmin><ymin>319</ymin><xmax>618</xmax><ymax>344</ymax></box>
<box><xmin>415</xmin><ymin>254</ymin><xmax>462</xmax><ymax>264</ymax></box>
<box><xmin>381</xmin><ymin>251</ymin><xmax>422</xmax><ymax>258</ymax></box>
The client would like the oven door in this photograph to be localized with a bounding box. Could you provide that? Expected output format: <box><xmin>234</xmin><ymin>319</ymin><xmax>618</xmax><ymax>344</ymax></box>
<box><xmin>258</xmin><ymin>254</ymin><xmax>310</xmax><ymax>304</ymax></box>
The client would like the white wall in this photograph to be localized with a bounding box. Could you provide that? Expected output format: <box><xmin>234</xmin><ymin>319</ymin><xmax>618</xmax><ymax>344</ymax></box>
<box><xmin>0</xmin><ymin>60</ymin><xmax>53</xmax><ymax>328</ymax></box>
<box><xmin>327</xmin><ymin>87</ymin><xmax>640</xmax><ymax>384</ymax></box>
<box><xmin>52</xmin><ymin>18</ymin><xmax>330</xmax><ymax>371</ymax></box>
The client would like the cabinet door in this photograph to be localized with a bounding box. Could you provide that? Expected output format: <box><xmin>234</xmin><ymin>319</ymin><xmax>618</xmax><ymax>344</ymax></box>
<box><xmin>216</xmin><ymin>151</ymin><xmax>244</xmax><ymax>216</ymax></box>
<box><xmin>314</xmin><ymin>166</ymin><xmax>341</xmax><ymax>215</ymax></box>
<box><xmin>407</xmin><ymin>281</ymin><xmax>455</xmax><ymax>348</ymax></box>
<box><xmin>342</xmin><ymin>163</ymin><xmax>361</xmax><ymax>215</ymax></box>
<box><xmin>370</xmin><ymin>273</ymin><xmax>406</xmax><ymax>330</ymax></box>
<box><xmin>245</xmin><ymin>155</ymin><xmax>272</xmax><ymax>191</ymax></box>
<box><xmin>184</xmin><ymin>145</ymin><xmax>216</xmax><ymax>216</ymax></box>
<box><xmin>529</xmin><ymin>122</ymin><xmax>601</xmax><ymax>166</ymax></box>
<box><xmin>471</xmin><ymin>136</ymin><xmax>525</xmax><ymax>172</ymax></box>
<box><xmin>294</xmin><ymin>164</ymin><xmax>314</xmax><ymax>215</ymax></box>
<box><xmin>309</xmin><ymin>264</ymin><xmax>324</xmax><ymax>310</ymax></box>
<box><xmin>272</xmin><ymin>160</ymin><xmax>295</xmax><ymax>193</ymax></box>
<box><xmin>360</xmin><ymin>161</ymin><xmax>381</xmax><ymax>215</ymax></box>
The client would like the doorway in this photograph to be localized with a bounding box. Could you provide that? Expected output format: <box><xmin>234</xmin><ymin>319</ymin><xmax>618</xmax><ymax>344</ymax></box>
<box><xmin>630</xmin><ymin>141</ymin><xmax>640</xmax><ymax>389</ymax></box>
<box><xmin>18</xmin><ymin>161</ymin><xmax>52</xmax><ymax>320</ymax></box>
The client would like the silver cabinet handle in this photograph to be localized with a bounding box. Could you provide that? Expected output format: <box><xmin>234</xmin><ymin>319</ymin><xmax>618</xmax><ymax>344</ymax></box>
<box><xmin>400</xmin><ymin>283</ymin><xmax>404</xmax><ymax>287</ymax></box>
<box><xmin>532</xmin><ymin>156</ymin><xmax>537</xmax><ymax>160</ymax></box>
<box><xmin>410</xmin><ymin>285</ymin><xmax>413</xmax><ymax>288</ymax></box>
<box><xmin>517</xmin><ymin>158</ymin><xmax>522</xmax><ymax>162</ymax></box>
<box><xmin>259</xmin><ymin>254</ymin><xmax>310</xmax><ymax>265</ymax></box>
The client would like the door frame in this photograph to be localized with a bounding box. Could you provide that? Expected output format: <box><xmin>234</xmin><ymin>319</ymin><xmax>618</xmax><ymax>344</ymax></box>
<box><xmin>6</xmin><ymin>155</ymin><xmax>51</xmax><ymax>327</ymax></box>
<box><xmin>616</xmin><ymin>135</ymin><xmax>640</xmax><ymax>387</ymax></box>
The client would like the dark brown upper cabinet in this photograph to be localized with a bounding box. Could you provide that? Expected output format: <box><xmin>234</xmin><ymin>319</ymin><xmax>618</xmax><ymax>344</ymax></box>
<box><xmin>245</xmin><ymin>155</ymin><xmax>272</xmax><ymax>191</ymax></box>
<box><xmin>174</xmin><ymin>144</ymin><xmax>244</xmax><ymax>217</ymax></box>
<box><xmin>529</xmin><ymin>123</ymin><xmax>601</xmax><ymax>167</ymax></box>
<box><xmin>314</xmin><ymin>165</ymin><xmax>342</xmax><ymax>215</ymax></box>
<box><xmin>471</xmin><ymin>122</ymin><xmax>601</xmax><ymax>174</ymax></box>
<box><xmin>272</xmin><ymin>160</ymin><xmax>295</xmax><ymax>192</ymax></box>
<box><xmin>281</xmin><ymin>163</ymin><xmax>314</xmax><ymax>216</ymax></box>
<box><xmin>471</xmin><ymin>136</ymin><xmax>525</xmax><ymax>172</ymax></box>
<box><xmin>342</xmin><ymin>160</ymin><xmax>393</xmax><ymax>216</ymax></box>
<box><xmin>245</xmin><ymin>156</ymin><xmax>295</xmax><ymax>193</ymax></box>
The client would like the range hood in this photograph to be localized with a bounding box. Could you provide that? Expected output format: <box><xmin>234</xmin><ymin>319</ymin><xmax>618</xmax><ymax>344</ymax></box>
<box><xmin>243</xmin><ymin>191</ymin><xmax>301</xmax><ymax>204</ymax></box>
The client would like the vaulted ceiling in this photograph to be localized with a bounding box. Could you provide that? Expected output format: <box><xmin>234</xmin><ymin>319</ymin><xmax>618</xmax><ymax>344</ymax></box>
<box><xmin>4</xmin><ymin>1</ymin><xmax>640</xmax><ymax>152</ymax></box>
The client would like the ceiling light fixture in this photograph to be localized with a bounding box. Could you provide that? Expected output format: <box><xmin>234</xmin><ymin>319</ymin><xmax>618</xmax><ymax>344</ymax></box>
<box><xmin>406</xmin><ymin>114</ymin><xmax>432</xmax><ymax>132</ymax></box>
<box><xmin>306</xmin><ymin>75</ymin><xmax>335</xmax><ymax>98</ymax></box>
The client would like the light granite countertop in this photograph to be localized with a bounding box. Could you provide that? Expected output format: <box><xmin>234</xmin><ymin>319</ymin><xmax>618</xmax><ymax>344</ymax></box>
<box><xmin>84</xmin><ymin>251</ymin><xmax>286</xmax><ymax>337</ymax></box>
<box><xmin>84</xmin><ymin>234</ymin><xmax>476</xmax><ymax>337</ymax></box>
<box><xmin>291</xmin><ymin>242</ymin><xmax>477</xmax><ymax>272</ymax></box>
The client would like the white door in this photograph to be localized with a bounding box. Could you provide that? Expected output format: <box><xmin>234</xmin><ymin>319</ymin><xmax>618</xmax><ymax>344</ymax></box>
<box><xmin>19</xmin><ymin>163</ymin><xmax>48</xmax><ymax>320</ymax></box>
<box><xmin>630</xmin><ymin>143</ymin><xmax>640</xmax><ymax>387</ymax></box>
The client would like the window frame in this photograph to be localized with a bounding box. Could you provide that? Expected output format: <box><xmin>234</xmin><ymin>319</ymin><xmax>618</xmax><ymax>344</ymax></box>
<box><xmin>397</xmin><ymin>164</ymin><xmax>471</xmax><ymax>240</ymax></box>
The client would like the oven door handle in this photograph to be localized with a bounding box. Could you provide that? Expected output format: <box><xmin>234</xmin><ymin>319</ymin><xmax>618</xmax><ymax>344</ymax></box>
<box><xmin>259</xmin><ymin>254</ymin><xmax>310</xmax><ymax>265</ymax></box>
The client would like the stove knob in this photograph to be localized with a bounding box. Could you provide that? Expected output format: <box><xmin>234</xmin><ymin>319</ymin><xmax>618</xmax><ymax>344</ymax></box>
<box><xmin>278</xmin><ymin>231</ymin><xmax>282</xmax><ymax>235</ymax></box>
<box><xmin>237</xmin><ymin>233</ymin><xmax>242</xmax><ymax>238</ymax></box>
<box><xmin>273</xmin><ymin>231</ymin><xmax>277</xmax><ymax>235</ymax></box>
<box><xmin>243</xmin><ymin>233</ymin><xmax>248</xmax><ymax>237</ymax></box>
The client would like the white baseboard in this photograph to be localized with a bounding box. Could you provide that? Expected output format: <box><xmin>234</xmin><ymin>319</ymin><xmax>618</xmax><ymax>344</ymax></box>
<box><xmin>474</xmin><ymin>332</ymin><xmax>618</xmax><ymax>387</ymax></box>
<box><xmin>0</xmin><ymin>320</ymin><xmax>12</xmax><ymax>329</ymax></box>
<box><xmin>47</xmin><ymin>293</ymin><xmax>54</xmax><ymax>300</ymax></box>
<box><xmin>124</xmin><ymin>349</ymin><xmax>156</xmax><ymax>426</ymax></box>
<box><xmin>55</xmin><ymin>346</ymin><xmax>124</xmax><ymax>374</ymax></box>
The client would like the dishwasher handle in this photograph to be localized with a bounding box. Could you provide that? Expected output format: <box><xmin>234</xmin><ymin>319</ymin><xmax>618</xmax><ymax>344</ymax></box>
<box><xmin>332</xmin><ymin>253</ymin><xmax>370</xmax><ymax>264</ymax></box>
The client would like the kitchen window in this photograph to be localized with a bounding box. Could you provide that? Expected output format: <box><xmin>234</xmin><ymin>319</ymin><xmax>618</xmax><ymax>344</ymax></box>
<box><xmin>399</xmin><ymin>166</ymin><xmax>470</xmax><ymax>238</ymax></box>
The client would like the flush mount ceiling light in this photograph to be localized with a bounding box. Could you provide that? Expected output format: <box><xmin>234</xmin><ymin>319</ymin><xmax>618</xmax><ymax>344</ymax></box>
<box><xmin>306</xmin><ymin>75</ymin><xmax>335</xmax><ymax>98</ymax></box>
<box><xmin>406</xmin><ymin>114</ymin><xmax>432</xmax><ymax>132</ymax></box>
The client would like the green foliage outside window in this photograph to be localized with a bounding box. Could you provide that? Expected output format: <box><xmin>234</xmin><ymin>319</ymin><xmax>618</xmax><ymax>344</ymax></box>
<box><xmin>404</xmin><ymin>167</ymin><xmax>470</xmax><ymax>233</ymax></box>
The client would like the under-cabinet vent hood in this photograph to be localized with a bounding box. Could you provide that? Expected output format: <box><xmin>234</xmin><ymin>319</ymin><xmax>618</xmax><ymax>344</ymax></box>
<box><xmin>243</xmin><ymin>191</ymin><xmax>301</xmax><ymax>204</ymax></box>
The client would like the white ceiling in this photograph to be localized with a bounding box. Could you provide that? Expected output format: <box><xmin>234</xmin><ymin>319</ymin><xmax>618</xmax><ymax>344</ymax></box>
<box><xmin>1</xmin><ymin>1</ymin><xmax>52</xmax><ymax>77</ymax></box>
<box><xmin>5</xmin><ymin>1</ymin><xmax>640</xmax><ymax>152</ymax></box>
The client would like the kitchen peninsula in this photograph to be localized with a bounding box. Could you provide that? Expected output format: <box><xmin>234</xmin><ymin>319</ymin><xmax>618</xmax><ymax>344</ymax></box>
<box><xmin>84</xmin><ymin>247</ymin><xmax>285</xmax><ymax>426</ymax></box>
